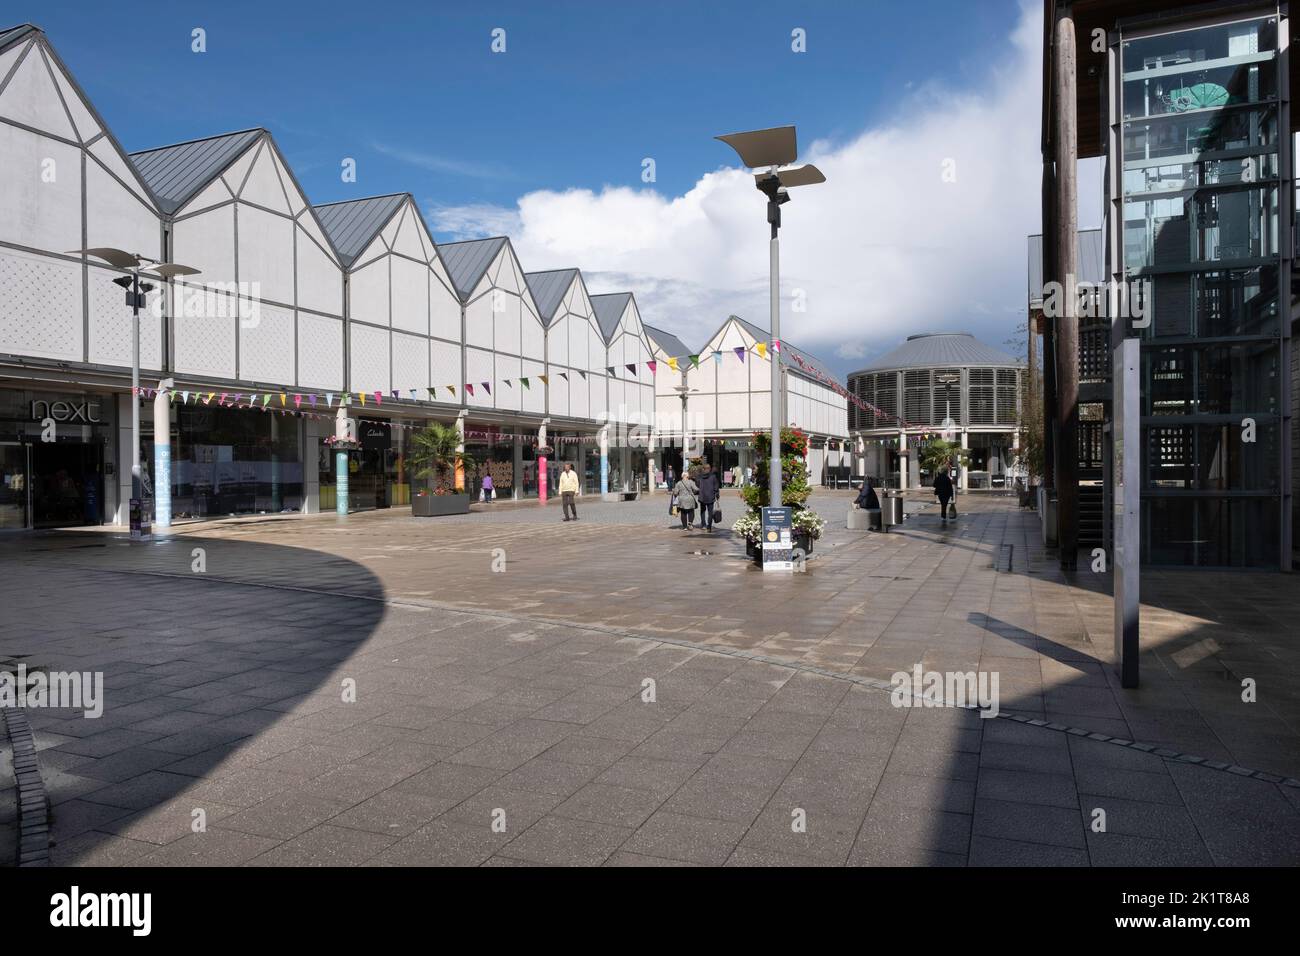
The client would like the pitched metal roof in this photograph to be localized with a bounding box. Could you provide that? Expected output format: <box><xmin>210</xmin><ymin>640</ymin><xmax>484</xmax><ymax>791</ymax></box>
<box><xmin>1027</xmin><ymin>228</ymin><xmax>1104</xmax><ymax>307</ymax></box>
<box><xmin>0</xmin><ymin>23</ymin><xmax>38</xmax><ymax>52</ymax></box>
<box><xmin>589</xmin><ymin>293</ymin><xmax>632</xmax><ymax>343</ymax></box>
<box><xmin>313</xmin><ymin>194</ymin><xmax>408</xmax><ymax>268</ymax></box>
<box><xmin>854</xmin><ymin>332</ymin><xmax>1017</xmax><ymax>374</ymax></box>
<box><xmin>644</xmin><ymin>324</ymin><xmax>692</xmax><ymax>360</ymax></box>
<box><xmin>731</xmin><ymin>316</ymin><xmax>837</xmax><ymax>383</ymax></box>
<box><xmin>438</xmin><ymin>237</ymin><xmax>508</xmax><ymax>300</ymax></box>
<box><xmin>128</xmin><ymin>128</ymin><xmax>263</xmax><ymax>214</ymax></box>
<box><xmin>524</xmin><ymin>269</ymin><xmax>578</xmax><ymax>326</ymax></box>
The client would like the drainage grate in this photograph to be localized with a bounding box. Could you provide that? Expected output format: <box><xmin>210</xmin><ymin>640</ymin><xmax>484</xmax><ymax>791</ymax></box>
<box><xmin>995</xmin><ymin>544</ymin><xmax>1014</xmax><ymax>572</ymax></box>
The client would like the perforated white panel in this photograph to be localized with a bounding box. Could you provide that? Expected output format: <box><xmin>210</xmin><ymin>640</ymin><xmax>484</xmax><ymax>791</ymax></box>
<box><xmin>0</xmin><ymin>248</ymin><xmax>82</xmax><ymax>361</ymax></box>
<box><xmin>239</xmin><ymin>301</ymin><xmax>295</xmax><ymax>385</ymax></box>
<box><xmin>174</xmin><ymin>294</ymin><xmax>236</xmax><ymax>379</ymax></box>
<box><xmin>466</xmin><ymin>347</ymin><xmax>493</xmax><ymax>408</ymax></box>
<box><xmin>392</xmin><ymin>331</ymin><xmax>428</xmax><ymax>393</ymax></box>
<box><xmin>297</xmin><ymin>312</ymin><xmax>343</xmax><ymax>391</ymax></box>
<box><xmin>521</xmin><ymin>358</ymin><xmax>544</xmax><ymax>414</ymax></box>
<box><xmin>495</xmin><ymin>354</ymin><xmax>521</xmax><ymax>412</ymax></box>
<box><xmin>429</xmin><ymin>338</ymin><xmax>460</xmax><ymax>396</ymax></box>
<box><xmin>349</xmin><ymin>322</ymin><xmax>389</xmax><ymax>394</ymax></box>
<box><xmin>88</xmin><ymin>268</ymin><xmax>163</xmax><ymax>370</ymax></box>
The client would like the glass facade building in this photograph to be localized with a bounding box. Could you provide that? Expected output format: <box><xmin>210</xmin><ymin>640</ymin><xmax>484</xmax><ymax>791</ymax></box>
<box><xmin>1115</xmin><ymin>11</ymin><xmax>1289</xmax><ymax>566</ymax></box>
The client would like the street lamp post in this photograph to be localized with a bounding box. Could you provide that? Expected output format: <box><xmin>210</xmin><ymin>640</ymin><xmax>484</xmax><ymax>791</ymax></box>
<box><xmin>673</xmin><ymin>383</ymin><xmax>697</xmax><ymax>473</ymax></box>
<box><xmin>70</xmin><ymin>248</ymin><xmax>200</xmax><ymax>534</ymax></box>
<box><xmin>714</xmin><ymin>126</ymin><xmax>824</xmax><ymax>509</ymax></box>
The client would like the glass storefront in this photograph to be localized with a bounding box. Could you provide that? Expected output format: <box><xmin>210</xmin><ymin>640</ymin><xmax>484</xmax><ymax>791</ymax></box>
<box><xmin>0</xmin><ymin>388</ymin><xmax>111</xmax><ymax>529</ymax></box>
<box><xmin>464</xmin><ymin>425</ymin><xmax>516</xmax><ymax>501</ymax></box>
<box><xmin>319</xmin><ymin>419</ymin><xmax>408</xmax><ymax>512</ymax></box>
<box><xmin>162</xmin><ymin>404</ymin><xmax>303</xmax><ymax>518</ymax></box>
<box><xmin>1119</xmin><ymin>13</ymin><xmax>1286</xmax><ymax>567</ymax></box>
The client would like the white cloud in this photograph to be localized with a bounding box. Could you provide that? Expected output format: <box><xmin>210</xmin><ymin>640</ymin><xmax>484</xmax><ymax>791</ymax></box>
<box><xmin>425</xmin><ymin>2</ymin><xmax>1100</xmax><ymax>366</ymax></box>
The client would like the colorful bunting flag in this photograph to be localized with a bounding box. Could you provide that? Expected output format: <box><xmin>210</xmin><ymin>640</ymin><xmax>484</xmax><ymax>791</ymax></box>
<box><xmin>666</xmin><ymin>357</ymin><xmax>679</xmax><ymax>372</ymax></box>
<box><xmin>374</xmin><ymin>392</ymin><xmax>382</xmax><ymax>405</ymax></box>
<box><xmin>712</xmin><ymin>352</ymin><xmax>721</xmax><ymax>366</ymax></box>
<box><xmin>734</xmin><ymin>346</ymin><xmax>746</xmax><ymax>362</ymax></box>
<box><xmin>465</xmin><ymin>383</ymin><xmax>475</xmax><ymax>396</ymax></box>
<box><xmin>482</xmin><ymin>382</ymin><xmax>491</xmax><ymax>395</ymax></box>
<box><xmin>626</xmin><ymin>364</ymin><xmax>637</xmax><ymax>376</ymax></box>
<box><xmin>520</xmin><ymin>377</ymin><xmax>530</xmax><ymax>389</ymax></box>
<box><xmin>646</xmin><ymin>361</ymin><xmax>656</xmax><ymax>375</ymax></box>
<box><xmin>359</xmin><ymin>392</ymin><xmax>366</xmax><ymax>406</ymax></box>
<box><xmin>755</xmin><ymin>343</ymin><xmax>767</xmax><ymax>360</ymax></box>
<box><xmin>689</xmin><ymin>355</ymin><xmax>700</xmax><ymax>368</ymax></box>
<box><xmin>559</xmin><ymin>372</ymin><xmax>569</xmax><ymax>381</ymax></box>
<box><xmin>576</xmin><ymin>370</ymin><xmax>587</xmax><ymax>380</ymax></box>
<box><xmin>538</xmin><ymin>375</ymin><xmax>548</xmax><ymax>386</ymax></box>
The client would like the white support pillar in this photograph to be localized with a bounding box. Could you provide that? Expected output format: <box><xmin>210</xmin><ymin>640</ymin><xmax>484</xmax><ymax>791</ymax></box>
<box><xmin>898</xmin><ymin>430</ymin><xmax>907</xmax><ymax>489</ymax></box>
<box><xmin>960</xmin><ymin>427</ymin><xmax>969</xmax><ymax>492</ymax></box>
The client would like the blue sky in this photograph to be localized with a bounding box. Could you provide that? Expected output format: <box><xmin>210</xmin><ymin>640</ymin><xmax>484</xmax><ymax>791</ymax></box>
<box><xmin>11</xmin><ymin>0</ymin><xmax>1058</xmax><ymax>377</ymax></box>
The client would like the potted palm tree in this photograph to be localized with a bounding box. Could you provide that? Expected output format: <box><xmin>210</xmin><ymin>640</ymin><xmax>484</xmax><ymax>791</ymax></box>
<box><xmin>407</xmin><ymin>421</ymin><xmax>475</xmax><ymax>516</ymax></box>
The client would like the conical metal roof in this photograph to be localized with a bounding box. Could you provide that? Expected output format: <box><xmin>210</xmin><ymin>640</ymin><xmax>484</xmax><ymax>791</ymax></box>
<box><xmin>855</xmin><ymin>332</ymin><xmax>1017</xmax><ymax>373</ymax></box>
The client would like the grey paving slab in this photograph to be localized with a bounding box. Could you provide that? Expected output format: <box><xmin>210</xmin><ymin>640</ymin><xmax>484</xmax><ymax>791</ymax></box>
<box><xmin>5</xmin><ymin>494</ymin><xmax>1300</xmax><ymax>867</ymax></box>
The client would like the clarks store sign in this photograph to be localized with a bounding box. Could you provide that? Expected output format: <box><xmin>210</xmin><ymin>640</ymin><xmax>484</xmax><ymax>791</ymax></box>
<box><xmin>31</xmin><ymin>400</ymin><xmax>102</xmax><ymax>424</ymax></box>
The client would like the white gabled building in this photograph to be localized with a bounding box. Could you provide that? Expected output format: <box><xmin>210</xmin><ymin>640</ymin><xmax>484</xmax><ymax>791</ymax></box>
<box><xmin>643</xmin><ymin>316</ymin><xmax>851</xmax><ymax>487</ymax></box>
<box><xmin>0</xmin><ymin>22</ymin><xmax>849</xmax><ymax>526</ymax></box>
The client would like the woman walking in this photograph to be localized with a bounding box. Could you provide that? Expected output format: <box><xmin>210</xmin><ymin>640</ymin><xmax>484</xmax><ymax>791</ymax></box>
<box><xmin>673</xmin><ymin>471</ymin><xmax>700</xmax><ymax>531</ymax></box>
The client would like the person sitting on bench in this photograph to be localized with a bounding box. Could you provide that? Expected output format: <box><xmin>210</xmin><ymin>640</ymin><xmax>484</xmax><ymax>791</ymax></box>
<box><xmin>853</xmin><ymin>479</ymin><xmax>880</xmax><ymax>511</ymax></box>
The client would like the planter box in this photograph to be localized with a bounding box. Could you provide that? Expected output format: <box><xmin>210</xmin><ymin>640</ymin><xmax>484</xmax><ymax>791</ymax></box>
<box><xmin>745</xmin><ymin>538</ymin><xmax>758</xmax><ymax>558</ymax></box>
<box><xmin>794</xmin><ymin>531</ymin><xmax>814</xmax><ymax>554</ymax></box>
<box><xmin>412</xmin><ymin>493</ymin><xmax>471</xmax><ymax>517</ymax></box>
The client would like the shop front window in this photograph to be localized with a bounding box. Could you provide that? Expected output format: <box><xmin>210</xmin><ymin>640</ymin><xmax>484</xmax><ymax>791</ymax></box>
<box><xmin>171</xmin><ymin>405</ymin><xmax>302</xmax><ymax>518</ymax></box>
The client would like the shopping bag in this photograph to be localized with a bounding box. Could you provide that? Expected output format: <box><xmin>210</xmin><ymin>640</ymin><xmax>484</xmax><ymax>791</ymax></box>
<box><xmin>947</xmin><ymin>501</ymin><xmax>957</xmax><ymax>519</ymax></box>
<box><xmin>712</xmin><ymin>506</ymin><xmax>722</xmax><ymax>524</ymax></box>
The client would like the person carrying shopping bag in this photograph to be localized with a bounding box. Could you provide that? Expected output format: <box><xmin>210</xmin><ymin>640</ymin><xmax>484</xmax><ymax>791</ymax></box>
<box><xmin>672</xmin><ymin>472</ymin><xmax>699</xmax><ymax>531</ymax></box>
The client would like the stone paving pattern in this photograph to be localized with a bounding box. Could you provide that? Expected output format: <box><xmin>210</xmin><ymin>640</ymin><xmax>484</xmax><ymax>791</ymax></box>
<box><xmin>1</xmin><ymin>491</ymin><xmax>1298</xmax><ymax>866</ymax></box>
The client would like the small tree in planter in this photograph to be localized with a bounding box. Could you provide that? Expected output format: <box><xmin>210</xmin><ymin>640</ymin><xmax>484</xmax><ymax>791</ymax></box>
<box><xmin>407</xmin><ymin>421</ymin><xmax>476</xmax><ymax>516</ymax></box>
<box><xmin>738</xmin><ymin>427</ymin><xmax>825</xmax><ymax>561</ymax></box>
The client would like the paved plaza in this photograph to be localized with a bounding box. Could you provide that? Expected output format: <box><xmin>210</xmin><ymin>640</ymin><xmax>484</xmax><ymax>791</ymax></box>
<box><xmin>2</xmin><ymin>491</ymin><xmax>1299</xmax><ymax>866</ymax></box>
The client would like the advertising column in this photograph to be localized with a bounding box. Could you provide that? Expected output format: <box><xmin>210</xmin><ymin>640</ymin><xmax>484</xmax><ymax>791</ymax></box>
<box><xmin>335</xmin><ymin>408</ymin><xmax>352</xmax><ymax>516</ymax></box>
<box><xmin>152</xmin><ymin>383</ymin><xmax>172</xmax><ymax>528</ymax></box>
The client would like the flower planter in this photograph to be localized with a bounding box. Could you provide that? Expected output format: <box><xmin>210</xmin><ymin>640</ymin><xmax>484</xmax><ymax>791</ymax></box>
<box><xmin>412</xmin><ymin>492</ymin><xmax>471</xmax><ymax>516</ymax></box>
<box><xmin>745</xmin><ymin>538</ymin><xmax>757</xmax><ymax>558</ymax></box>
<box><xmin>794</xmin><ymin>531</ymin><xmax>814</xmax><ymax>555</ymax></box>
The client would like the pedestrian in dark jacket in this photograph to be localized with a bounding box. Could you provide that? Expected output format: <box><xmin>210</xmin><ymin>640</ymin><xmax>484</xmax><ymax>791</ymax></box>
<box><xmin>933</xmin><ymin>468</ymin><xmax>954</xmax><ymax>522</ymax></box>
<box><xmin>854</xmin><ymin>479</ymin><xmax>880</xmax><ymax>511</ymax></box>
<box><xmin>697</xmin><ymin>464</ymin><xmax>720</xmax><ymax>531</ymax></box>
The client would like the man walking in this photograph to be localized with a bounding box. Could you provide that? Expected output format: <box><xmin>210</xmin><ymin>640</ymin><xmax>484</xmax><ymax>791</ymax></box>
<box><xmin>697</xmin><ymin>463</ymin><xmax>720</xmax><ymax>532</ymax></box>
<box><xmin>559</xmin><ymin>462</ymin><xmax>579</xmax><ymax>521</ymax></box>
<box><xmin>933</xmin><ymin>465</ymin><xmax>954</xmax><ymax>523</ymax></box>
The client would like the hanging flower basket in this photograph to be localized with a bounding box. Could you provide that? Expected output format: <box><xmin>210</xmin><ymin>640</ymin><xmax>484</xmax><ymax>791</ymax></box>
<box><xmin>323</xmin><ymin>436</ymin><xmax>360</xmax><ymax>452</ymax></box>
